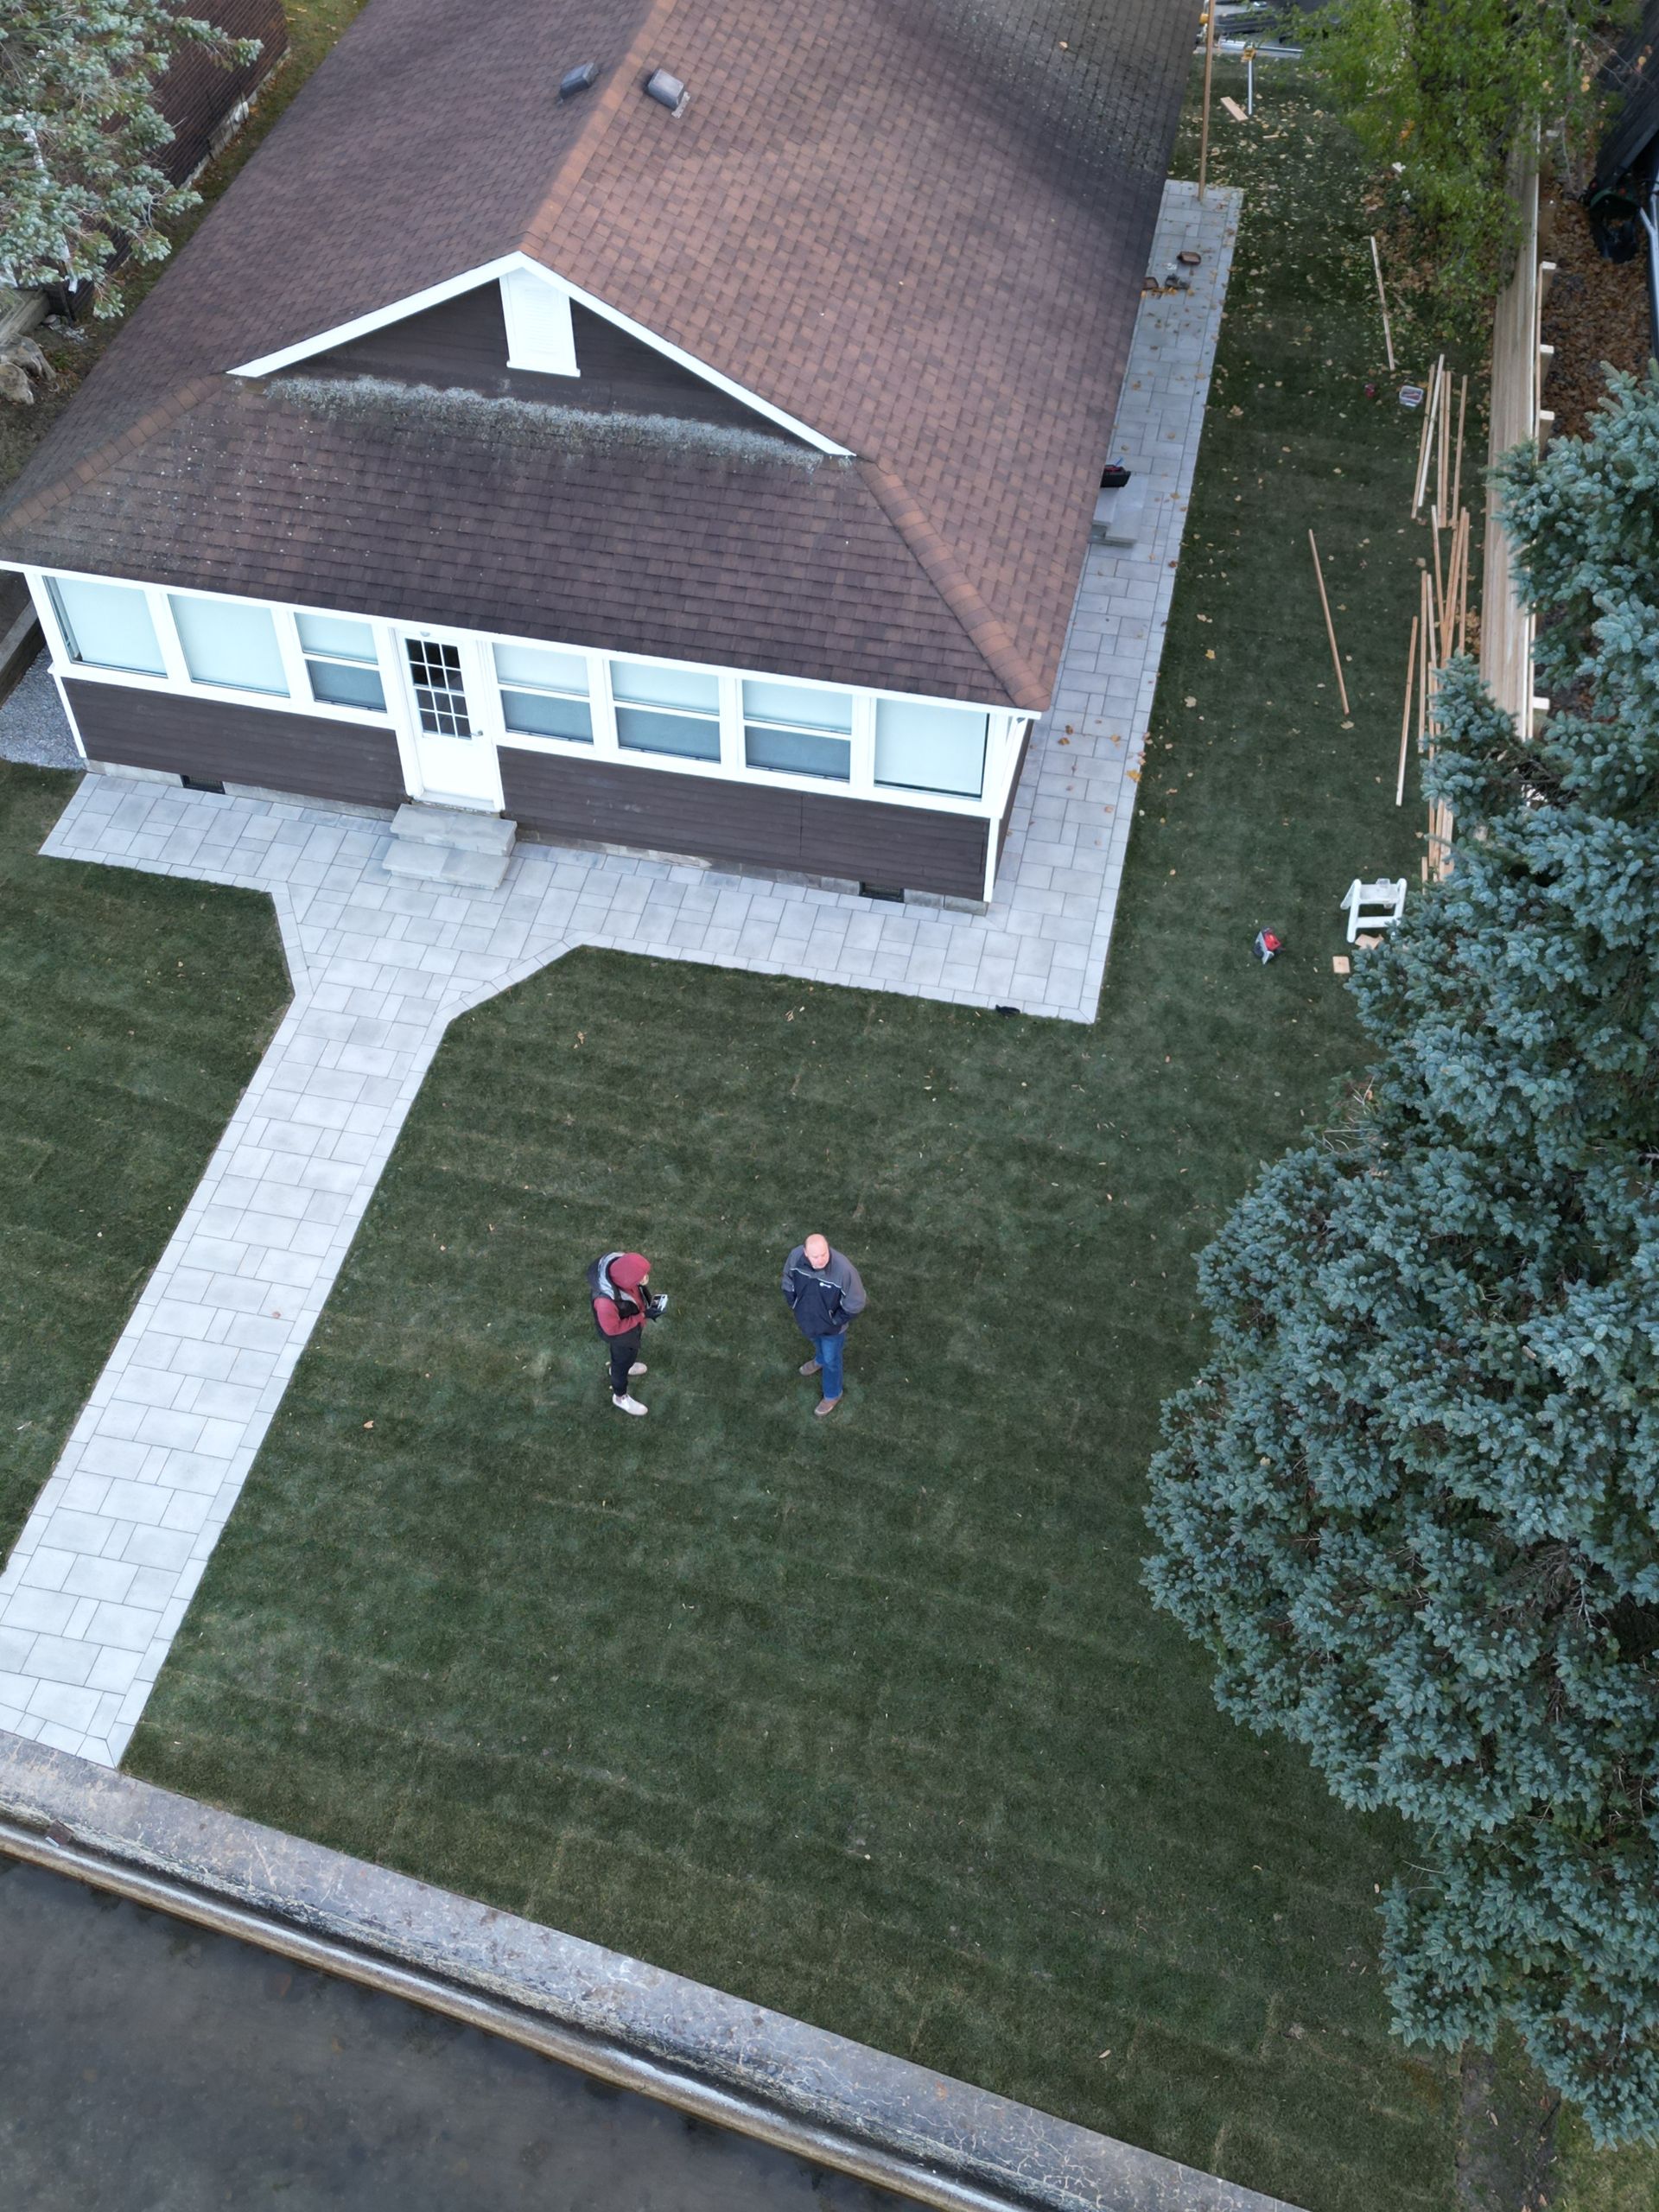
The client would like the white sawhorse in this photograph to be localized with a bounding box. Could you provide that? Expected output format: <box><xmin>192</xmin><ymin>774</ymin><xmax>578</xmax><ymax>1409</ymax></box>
<box><xmin>1340</xmin><ymin>877</ymin><xmax>1407</xmax><ymax>943</ymax></box>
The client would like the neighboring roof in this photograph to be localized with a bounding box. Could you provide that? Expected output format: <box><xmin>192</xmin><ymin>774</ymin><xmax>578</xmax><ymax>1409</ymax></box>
<box><xmin>156</xmin><ymin>0</ymin><xmax>289</xmax><ymax>188</ymax></box>
<box><xmin>0</xmin><ymin>0</ymin><xmax>1198</xmax><ymax>709</ymax></box>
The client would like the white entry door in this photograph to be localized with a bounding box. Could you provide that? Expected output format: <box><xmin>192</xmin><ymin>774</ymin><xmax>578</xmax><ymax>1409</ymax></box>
<box><xmin>398</xmin><ymin>633</ymin><xmax>502</xmax><ymax>810</ymax></box>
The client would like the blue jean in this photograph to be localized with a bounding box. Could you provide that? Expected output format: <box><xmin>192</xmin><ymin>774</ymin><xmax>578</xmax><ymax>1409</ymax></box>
<box><xmin>812</xmin><ymin>1332</ymin><xmax>845</xmax><ymax>1401</ymax></box>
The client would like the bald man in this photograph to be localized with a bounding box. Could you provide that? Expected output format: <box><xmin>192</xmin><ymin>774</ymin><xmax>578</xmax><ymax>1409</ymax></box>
<box><xmin>780</xmin><ymin>1233</ymin><xmax>867</xmax><ymax>1417</ymax></box>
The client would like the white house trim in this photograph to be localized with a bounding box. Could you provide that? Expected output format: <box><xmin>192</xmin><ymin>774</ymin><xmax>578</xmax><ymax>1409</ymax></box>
<box><xmin>227</xmin><ymin>253</ymin><xmax>854</xmax><ymax>457</ymax></box>
<box><xmin>19</xmin><ymin>564</ymin><xmax>1021</xmax><ymax>828</ymax></box>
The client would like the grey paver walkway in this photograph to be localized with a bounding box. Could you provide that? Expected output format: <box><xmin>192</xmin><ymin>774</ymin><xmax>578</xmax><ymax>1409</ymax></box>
<box><xmin>0</xmin><ymin>182</ymin><xmax>1236</xmax><ymax>1765</ymax></box>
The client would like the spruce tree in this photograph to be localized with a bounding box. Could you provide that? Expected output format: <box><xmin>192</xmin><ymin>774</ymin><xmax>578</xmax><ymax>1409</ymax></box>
<box><xmin>1143</xmin><ymin>366</ymin><xmax>1659</xmax><ymax>2141</ymax></box>
<box><xmin>0</xmin><ymin>1</ymin><xmax>263</xmax><ymax>313</ymax></box>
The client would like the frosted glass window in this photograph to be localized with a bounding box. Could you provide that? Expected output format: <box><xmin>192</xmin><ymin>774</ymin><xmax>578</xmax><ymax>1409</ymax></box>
<box><xmin>297</xmin><ymin>612</ymin><xmax>385</xmax><ymax>711</ymax></box>
<box><xmin>169</xmin><ymin>594</ymin><xmax>289</xmax><ymax>696</ymax></box>
<box><xmin>47</xmin><ymin>576</ymin><xmax>165</xmax><ymax>677</ymax></box>
<box><xmin>493</xmin><ymin>641</ymin><xmax>592</xmax><ymax>742</ymax></box>
<box><xmin>611</xmin><ymin>658</ymin><xmax>720</xmax><ymax>761</ymax></box>
<box><xmin>296</xmin><ymin>613</ymin><xmax>378</xmax><ymax>660</ymax></box>
<box><xmin>743</xmin><ymin>678</ymin><xmax>852</xmax><ymax>780</ymax></box>
<box><xmin>874</xmin><ymin>698</ymin><xmax>987</xmax><ymax>798</ymax></box>
<box><xmin>610</xmin><ymin>661</ymin><xmax>719</xmax><ymax>714</ymax></box>
<box><xmin>494</xmin><ymin>642</ymin><xmax>588</xmax><ymax>692</ymax></box>
<box><xmin>741</xmin><ymin>681</ymin><xmax>852</xmax><ymax>733</ymax></box>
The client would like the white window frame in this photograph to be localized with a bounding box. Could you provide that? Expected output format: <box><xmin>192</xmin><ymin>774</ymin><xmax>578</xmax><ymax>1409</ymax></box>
<box><xmin>294</xmin><ymin>613</ymin><xmax>390</xmax><ymax>715</ymax></box>
<box><xmin>20</xmin><ymin>563</ymin><xmax>1025</xmax><ymax>828</ymax></box>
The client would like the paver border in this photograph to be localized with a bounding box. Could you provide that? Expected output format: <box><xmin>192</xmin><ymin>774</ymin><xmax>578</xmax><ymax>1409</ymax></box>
<box><xmin>0</xmin><ymin>1730</ymin><xmax>1301</xmax><ymax>2212</ymax></box>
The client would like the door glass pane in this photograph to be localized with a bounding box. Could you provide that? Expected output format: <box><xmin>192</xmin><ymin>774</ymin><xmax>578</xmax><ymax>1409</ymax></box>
<box><xmin>169</xmin><ymin>594</ymin><xmax>289</xmax><ymax>696</ymax></box>
<box><xmin>609</xmin><ymin>660</ymin><xmax>719</xmax><ymax>714</ymax></box>
<box><xmin>745</xmin><ymin>724</ymin><xmax>850</xmax><ymax>779</ymax></box>
<box><xmin>405</xmin><ymin>639</ymin><xmax>474</xmax><ymax>738</ymax></box>
<box><xmin>494</xmin><ymin>642</ymin><xmax>588</xmax><ymax>693</ymax></box>
<box><xmin>742</xmin><ymin>680</ymin><xmax>852</xmax><ymax>733</ymax></box>
<box><xmin>308</xmin><ymin>658</ymin><xmax>386</xmax><ymax>711</ymax></box>
<box><xmin>296</xmin><ymin>612</ymin><xmax>378</xmax><ymax>661</ymax></box>
<box><xmin>614</xmin><ymin>707</ymin><xmax>720</xmax><ymax>761</ymax></box>
<box><xmin>48</xmin><ymin>576</ymin><xmax>166</xmax><ymax>677</ymax></box>
<box><xmin>501</xmin><ymin>690</ymin><xmax>593</xmax><ymax>741</ymax></box>
<box><xmin>874</xmin><ymin>698</ymin><xmax>987</xmax><ymax>798</ymax></box>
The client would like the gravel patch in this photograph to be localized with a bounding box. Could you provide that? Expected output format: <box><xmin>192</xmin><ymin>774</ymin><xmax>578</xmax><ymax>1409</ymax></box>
<box><xmin>0</xmin><ymin>652</ymin><xmax>81</xmax><ymax>771</ymax></box>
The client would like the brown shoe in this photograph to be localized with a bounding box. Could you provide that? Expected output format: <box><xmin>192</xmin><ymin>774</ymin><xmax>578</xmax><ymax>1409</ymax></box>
<box><xmin>814</xmin><ymin>1395</ymin><xmax>841</xmax><ymax>1418</ymax></box>
<box><xmin>798</xmin><ymin>1359</ymin><xmax>822</xmax><ymax>1376</ymax></box>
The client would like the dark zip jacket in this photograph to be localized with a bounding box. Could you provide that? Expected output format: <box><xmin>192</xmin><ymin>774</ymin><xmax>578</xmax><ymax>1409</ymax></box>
<box><xmin>781</xmin><ymin>1246</ymin><xmax>867</xmax><ymax>1339</ymax></box>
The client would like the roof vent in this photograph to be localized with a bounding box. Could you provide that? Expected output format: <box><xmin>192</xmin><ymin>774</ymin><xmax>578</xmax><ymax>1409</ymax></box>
<box><xmin>644</xmin><ymin>67</ymin><xmax>688</xmax><ymax>116</ymax></box>
<box><xmin>560</xmin><ymin>61</ymin><xmax>600</xmax><ymax>98</ymax></box>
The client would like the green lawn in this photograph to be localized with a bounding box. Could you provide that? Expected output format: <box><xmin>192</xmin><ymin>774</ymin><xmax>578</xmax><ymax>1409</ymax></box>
<box><xmin>0</xmin><ymin>766</ymin><xmax>289</xmax><ymax>1556</ymax></box>
<box><xmin>122</xmin><ymin>63</ymin><xmax>1471</xmax><ymax>2212</ymax></box>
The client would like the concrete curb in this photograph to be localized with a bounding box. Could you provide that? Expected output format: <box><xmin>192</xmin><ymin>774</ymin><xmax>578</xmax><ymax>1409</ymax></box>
<box><xmin>0</xmin><ymin>1732</ymin><xmax>1300</xmax><ymax>2212</ymax></box>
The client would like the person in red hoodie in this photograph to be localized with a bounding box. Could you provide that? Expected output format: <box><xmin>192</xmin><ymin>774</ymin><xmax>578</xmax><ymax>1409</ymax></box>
<box><xmin>586</xmin><ymin>1250</ymin><xmax>664</xmax><ymax>1417</ymax></box>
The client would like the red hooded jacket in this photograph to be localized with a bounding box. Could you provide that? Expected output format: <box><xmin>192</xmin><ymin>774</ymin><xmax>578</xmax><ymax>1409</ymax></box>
<box><xmin>589</xmin><ymin>1251</ymin><xmax>652</xmax><ymax>1338</ymax></box>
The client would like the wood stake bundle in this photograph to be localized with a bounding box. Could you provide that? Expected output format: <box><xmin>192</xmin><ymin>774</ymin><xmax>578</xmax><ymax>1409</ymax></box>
<box><xmin>1370</xmin><ymin>235</ymin><xmax>1396</xmax><ymax>372</ymax></box>
<box><xmin>1309</xmin><ymin>530</ymin><xmax>1350</xmax><ymax>715</ymax></box>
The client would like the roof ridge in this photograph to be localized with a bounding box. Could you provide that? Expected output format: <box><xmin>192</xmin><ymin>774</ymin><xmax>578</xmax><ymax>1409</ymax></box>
<box><xmin>858</xmin><ymin>461</ymin><xmax>1046</xmax><ymax>711</ymax></box>
<box><xmin>518</xmin><ymin>0</ymin><xmax>686</xmax><ymax>265</ymax></box>
<box><xmin>0</xmin><ymin>378</ymin><xmax>222</xmax><ymax>537</ymax></box>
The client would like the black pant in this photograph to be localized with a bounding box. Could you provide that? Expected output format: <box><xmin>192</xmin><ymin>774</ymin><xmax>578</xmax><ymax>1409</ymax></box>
<box><xmin>607</xmin><ymin>1329</ymin><xmax>642</xmax><ymax>1397</ymax></box>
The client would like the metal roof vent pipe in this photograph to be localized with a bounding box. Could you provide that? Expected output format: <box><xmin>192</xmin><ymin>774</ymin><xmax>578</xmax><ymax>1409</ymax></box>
<box><xmin>644</xmin><ymin>67</ymin><xmax>688</xmax><ymax>117</ymax></box>
<box><xmin>560</xmin><ymin>62</ymin><xmax>600</xmax><ymax>98</ymax></box>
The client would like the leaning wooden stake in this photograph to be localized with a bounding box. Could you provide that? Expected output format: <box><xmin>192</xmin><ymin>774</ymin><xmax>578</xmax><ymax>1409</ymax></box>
<box><xmin>1370</xmin><ymin>236</ymin><xmax>1396</xmax><ymax>372</ymax></box>
<box><xmin>1198</xmin><ymin>5</ymin><xmax>1217</xmax><ymax>202</ymax></box>
<box><xmin>1412</xmin><ymin>354</ymin><xmax>1445</xmax><ymax>516</ymax></box>
<box><xmin>1436</xmin><ymin>364</ymin><xmax>1452</xmax><ymax>518</ymax></box>
<box><xmin>1457</xmin><ymin>509</ymin><xmax>1471</xmax><ymax>655</ymax></box>
<box><xmin>1431</xmin><ymin>519</ymin><xmax>1446</xmax><ymax>645</ymax></box>
<box><xmin>1309</xmin><ymin>531</ymin><xmax>1350</xmax><ymax>715</ymax></box>
<box><xmin>1396</xmin><ymin>612</ymin><xmax>1418</xmax><ymax>805</ymax></box>
<box><xmin>1451</xmin><ymin>374</ymin><xmax>1468</xmax><ymax>518</ymax></box>
<box><xmin>1443</xmin><ymin>509</ymin><xmax>1469</xmax><ymax>662</ymax></box>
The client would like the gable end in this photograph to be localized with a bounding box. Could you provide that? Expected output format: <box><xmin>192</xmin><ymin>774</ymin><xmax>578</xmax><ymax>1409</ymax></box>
<box><xmin>280</xmin><ymin>282</ymin><xmax>810</xmax><ymax>444</ymax></box>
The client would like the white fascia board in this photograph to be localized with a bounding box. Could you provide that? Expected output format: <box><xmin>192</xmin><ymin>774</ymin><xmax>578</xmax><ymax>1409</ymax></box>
<box><xmin>228</xmin><ymin>257</ymin><xmax>526</xmax><ymax>378</ymax></box>
<box><xmin>227</xmin><ymin>252</ymin><xmax>851</xmax><ymax>455</ymax></box>
<box><xmin>545</xmin><ymin>264</ymin><xmax>852</xmax><ymax>456</ymax></box>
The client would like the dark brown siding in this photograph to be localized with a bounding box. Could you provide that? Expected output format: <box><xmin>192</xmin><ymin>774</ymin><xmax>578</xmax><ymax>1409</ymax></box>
<box><xmin>293</xmin><ymin>287</ymin><xmax>799</xmax><ymax>440</ymax></box>
<box><xmin>499</xmin><ymin>747</ymin><xmax>987</xmax><ymax>899</ymax></box>
<box><xmin>66</xmin><ymin>680</ymin><xmax>408</xmax><ymax>808</ymax></box>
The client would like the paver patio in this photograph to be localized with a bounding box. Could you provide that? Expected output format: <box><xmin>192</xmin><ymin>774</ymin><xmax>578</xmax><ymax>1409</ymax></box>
<box><xmin>0</xmin><ymin>181</ymin><xmax>1236</xmax><ymax>1764</ymax></box>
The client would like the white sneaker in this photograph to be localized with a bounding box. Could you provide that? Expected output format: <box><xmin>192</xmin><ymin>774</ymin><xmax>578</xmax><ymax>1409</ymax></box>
<box><xmin>629</xmin><ymin>1363</ymin><xmax>647</xmax><ymax>1377</ymax></box>
<box><xmin>612</xmin><ymin>1393</ymin><xmax>648</xmax><ymax>1417</ymax></box>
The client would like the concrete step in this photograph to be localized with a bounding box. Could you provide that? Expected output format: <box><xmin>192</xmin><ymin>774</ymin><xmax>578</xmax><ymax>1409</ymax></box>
<box><xmin>381</xmin><ymin>839</ymin><xmax>512</xmax><ymax>891</ymax></box>
<box><xmin>390</xmin><ymin>803</ymin><xmax>516</xmax><ymax>857</ymax></box>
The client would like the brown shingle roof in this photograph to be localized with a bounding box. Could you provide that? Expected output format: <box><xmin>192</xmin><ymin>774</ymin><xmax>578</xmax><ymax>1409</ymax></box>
<box><xmin>0</xmin><ymin>0</ymin><xmax>1198</xmax><ymax>709</ymax></box>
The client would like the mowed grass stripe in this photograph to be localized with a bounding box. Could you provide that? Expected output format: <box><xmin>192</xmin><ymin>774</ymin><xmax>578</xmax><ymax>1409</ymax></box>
<box><xmin>129</xmin><ymin>63</ymin><xmax>1467</xmax><ymax>2212</ymax></box>
<box><xmin>0</xmin><ymin>766</ymin><xmax>289</xmax><ymax>1555</ymax></box>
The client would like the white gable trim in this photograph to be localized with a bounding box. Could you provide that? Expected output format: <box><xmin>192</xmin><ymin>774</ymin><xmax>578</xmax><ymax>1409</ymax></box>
<box><xmin>228</xmin><ymin>253</ymin><xmax>852</xmax><ymax>455</ymax></box>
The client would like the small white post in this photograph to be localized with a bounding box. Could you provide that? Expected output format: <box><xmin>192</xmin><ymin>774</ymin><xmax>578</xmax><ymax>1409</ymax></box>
<box><xmin>1246</xmin><ymin>49</ymin><xmax>1255</xmax><ymax>117</ymax></box>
